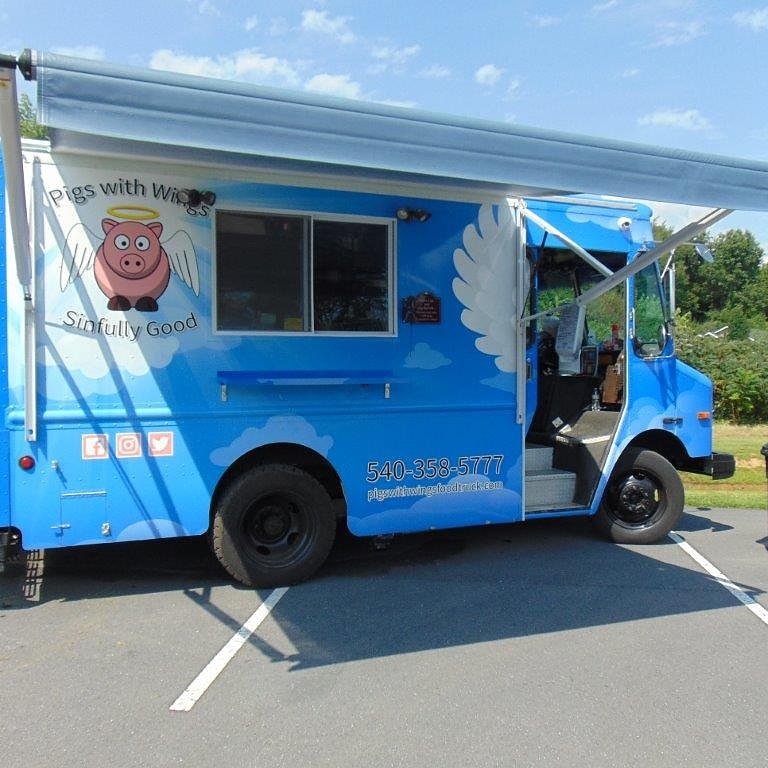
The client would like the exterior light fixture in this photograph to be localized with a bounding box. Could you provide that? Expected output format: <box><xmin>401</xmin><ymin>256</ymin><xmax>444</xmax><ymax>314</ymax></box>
<box><xmin>177</xmin><ymin>189</ymin><xmax>217</xmax><ymax>207</ymax></box>
<box><xmin>395</xmin><ymin>207</ymin><xmax>431</xmax><ymax>223</ymax></box>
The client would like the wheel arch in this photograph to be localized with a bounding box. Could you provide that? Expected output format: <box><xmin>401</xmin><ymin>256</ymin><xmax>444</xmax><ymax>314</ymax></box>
<box><xmin>210</xmin><ymin>442</ymin><xmax>346</xmax><ymax>526</ymax></box>
<box><xmin>624</xmin><ymin>428</ymin><xmax>692</xmax><ymax>471</ymax></box>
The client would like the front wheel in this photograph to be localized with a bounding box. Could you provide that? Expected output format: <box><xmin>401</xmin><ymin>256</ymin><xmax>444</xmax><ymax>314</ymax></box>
<box><xmin>593</xmin><ymin>448</ymin><xmax>684</xmax><ymax>544</ymax></box>
<box><xmin>211</xmin><ymin>464</ymin><xmax>336</xmax><ymax>587</ymax></box>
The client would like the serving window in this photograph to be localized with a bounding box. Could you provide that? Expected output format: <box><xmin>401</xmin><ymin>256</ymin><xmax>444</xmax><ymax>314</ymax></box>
<box><xmin>215</xmin><ymin>210</ymin><xmax>393</xmax><ymax>334</ymax></box>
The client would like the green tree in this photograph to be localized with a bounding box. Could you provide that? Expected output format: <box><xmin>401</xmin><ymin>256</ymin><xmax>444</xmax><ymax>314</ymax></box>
<box><xmin>18</xmin><ymin>93</ymin><xmax>48</xmax><ymax>139</ymax></box>
<box><xmin>704</xmin><ymin>229</ymin><xmax>763</xmax><ymax>314</ymax></box>
<box><xmin>652</xmin><ymin>218</ymin><xmax>705</xmax><ymax>320</ymax></box>
<box><xmin>738</xmin><ymin>263</ymin><xmax>768</xmax><ymax>321</ymax></box>
<box><xmin>655</xmin><ymin>221</ymin><xmax>765</xmax><ymax>322</ymax></box>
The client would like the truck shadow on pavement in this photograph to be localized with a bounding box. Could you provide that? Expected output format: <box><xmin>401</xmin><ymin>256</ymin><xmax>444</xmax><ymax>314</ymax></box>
<box><xmin>2</xmin><ymin>510</ymin><xmax>761</xmax><ymax>671</ymax></box>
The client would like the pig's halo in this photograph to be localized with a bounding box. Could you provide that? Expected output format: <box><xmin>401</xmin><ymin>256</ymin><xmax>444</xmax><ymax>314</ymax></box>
<box><xmin>105</xmin><ymin>204</ymin><xmax>159</xmax><ymax>221</ymax></box>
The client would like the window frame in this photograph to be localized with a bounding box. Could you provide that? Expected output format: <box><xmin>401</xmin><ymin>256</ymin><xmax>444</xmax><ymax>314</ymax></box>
<box><xmin>631</xmin><ymin>262</ymin><xmax>670</xmax><ymax>358</ymax></box>
<box><xmin>213</xmin><ymin>206</ymin><xmax>397</xmax><ymax>337</ymax></box>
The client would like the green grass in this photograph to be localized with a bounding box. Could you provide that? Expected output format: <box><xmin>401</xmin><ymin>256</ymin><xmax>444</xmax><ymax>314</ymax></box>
<box><xmin>682</xmin><ymin>422</ymin><xmax>768</xmax><ymax>509</ymax></box>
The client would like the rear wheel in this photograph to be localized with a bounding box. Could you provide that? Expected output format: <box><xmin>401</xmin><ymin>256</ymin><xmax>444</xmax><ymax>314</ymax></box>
<box><xmin>593</xmin><ymin>448</ymin><xmax>684</xmax><ymax>544</ymax></box>
<box><xmin>212</xmin><ymin>464</ymin><xmax>336</xmax><ymax>587</ymax></box>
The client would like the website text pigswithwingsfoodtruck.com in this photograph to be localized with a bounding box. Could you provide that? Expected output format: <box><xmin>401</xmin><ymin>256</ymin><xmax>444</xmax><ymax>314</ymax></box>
<box><xmin>367</xmin><ymin>479</ymin><xmax>504</xmax><ymax>503</ymax></box>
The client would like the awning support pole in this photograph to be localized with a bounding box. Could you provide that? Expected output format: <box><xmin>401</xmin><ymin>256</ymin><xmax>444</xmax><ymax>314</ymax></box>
<box><xmin>1</xmin><ymin>56</ymin><xmax>37</xmax><ymax>442</ymax></box>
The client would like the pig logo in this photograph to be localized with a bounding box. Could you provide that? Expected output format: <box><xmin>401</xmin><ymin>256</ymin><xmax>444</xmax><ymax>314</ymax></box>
<box><xmin>60</xmin><ymin>216</ymin><xmax>200</xmax><ymax>311</ymax></box>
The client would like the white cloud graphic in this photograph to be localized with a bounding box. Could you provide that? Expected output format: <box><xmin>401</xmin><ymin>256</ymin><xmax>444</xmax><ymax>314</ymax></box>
<box><xmin>117</xmin><ymin>519</ymin><xmax>191</xmax><ymax>540</ymax></box>
<box><xmin>481</xmin><ymin>372</ymin><xmax>516</xmax><ymax>392</ymax></box>
<box><xmin>566</xmin><ymin>204</ymin><xmax>636</xmax><ymax>231</ymax></box>
<box><xmin>209</xmin><ymin>416</ymin><xmax>334</xmax><ymax>466</ymax></box>
<box><xmin>404</xmin><ymin>342</ymin><xmax>451</xmax><ymax>369</ymax></box>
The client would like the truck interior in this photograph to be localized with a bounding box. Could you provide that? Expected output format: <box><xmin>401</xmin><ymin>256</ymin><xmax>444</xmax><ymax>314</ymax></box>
<box><xmin>525</xmin><ymin>246</ymin><xmax>630</xmax><ymax>512</ymax></box>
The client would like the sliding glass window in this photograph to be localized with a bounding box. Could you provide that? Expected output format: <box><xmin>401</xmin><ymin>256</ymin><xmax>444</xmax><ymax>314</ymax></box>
<box><xmin>216</xmin><ymin>211</ymin><xmax>393</xmax><ymax>334</ymax></box>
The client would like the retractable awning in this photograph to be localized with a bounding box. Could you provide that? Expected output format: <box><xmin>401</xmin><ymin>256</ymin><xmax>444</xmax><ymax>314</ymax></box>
<box><xmin>27</xmin><ymin>50</ymin><xmax>768</xmax><ymax>211</ymax></box>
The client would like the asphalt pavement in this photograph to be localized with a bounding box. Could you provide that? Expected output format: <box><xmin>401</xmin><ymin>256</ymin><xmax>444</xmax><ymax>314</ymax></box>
<box><xmin>1</xmin><ymin>506</ymin><xmax>767</xmax><ymax>768</ymax></box>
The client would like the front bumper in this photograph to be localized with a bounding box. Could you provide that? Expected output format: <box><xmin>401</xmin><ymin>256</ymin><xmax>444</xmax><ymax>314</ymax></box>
<box><xmin>680</xmin><ymin>452</ymin><xmax>736</xmax><ymax>480</ymax></box>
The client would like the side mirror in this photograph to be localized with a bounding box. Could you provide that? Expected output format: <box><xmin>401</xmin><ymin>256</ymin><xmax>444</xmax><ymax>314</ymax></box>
<box><xmin>657</xmin><ymin>321</ymin><xmax>669</xmax><ymax>353</ymax></box>
<box><xmin>761</xmin><ymin>442</ymin><xmax>768</xmax><ymax>479</ymax></box>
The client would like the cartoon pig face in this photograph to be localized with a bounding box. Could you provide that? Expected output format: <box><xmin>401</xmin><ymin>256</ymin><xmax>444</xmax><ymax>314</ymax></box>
<box><xmin>100</xmin><ymin>219</ymin><xmax>165</xmax><ymax>279</ymax></box>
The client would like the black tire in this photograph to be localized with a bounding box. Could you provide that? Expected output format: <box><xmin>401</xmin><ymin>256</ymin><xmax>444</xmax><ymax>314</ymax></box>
<box><xmin>211</xmin><ymin>464</ymin><xmax>336</xmax><ymax>587</ymax></box>
<box><xmin>593</xmin><ymin>448</ymin><xmax>684</xmax><ymax>544</ymax></box>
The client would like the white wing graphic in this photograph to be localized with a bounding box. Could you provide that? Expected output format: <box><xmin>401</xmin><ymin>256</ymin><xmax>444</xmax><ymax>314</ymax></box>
<box><xmin>59</xmin><ymin>223</ymin><xmax>99</xmax><ymax>291</ymax></box>
<box><xmin>452</xmin><ymin>202</ymin><xmax>527</xmax><ymax>373</ymax></box>
<box><xmin>163</xmin><ymin>229</ymin><xmax>200</xmax><ymax>296</ymax></box>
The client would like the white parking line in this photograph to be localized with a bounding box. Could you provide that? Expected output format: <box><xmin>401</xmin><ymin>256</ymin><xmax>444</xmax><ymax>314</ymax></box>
<box><xmin>669</xmin><ymin>531</ymin><xmax>768</xmax><ymax>627</ymax></box>
<box><xmin>170</xmin><ymin>586</ymin><xmax>289</xmax><ymax>712</ymax></box>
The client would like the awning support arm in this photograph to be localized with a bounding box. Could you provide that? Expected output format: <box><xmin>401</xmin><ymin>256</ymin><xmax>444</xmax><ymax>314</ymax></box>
<box><xmin>521</xmin><ymin>205</ymin><xmax>614</xmax><ymax>278</ymax></box>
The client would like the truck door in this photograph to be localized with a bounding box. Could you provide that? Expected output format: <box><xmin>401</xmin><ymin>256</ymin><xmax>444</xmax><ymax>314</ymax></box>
<box><xmin>630</xmin><ymin>261</ymin><xmax>679</xmax><ymax>428</ymax></box>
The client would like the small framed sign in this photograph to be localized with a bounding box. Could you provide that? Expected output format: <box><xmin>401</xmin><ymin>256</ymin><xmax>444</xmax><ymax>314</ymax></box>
<box><xmin>401</xmin><ymin>292</ymin><xmax>441</xmax><ymax>324</ymax></box>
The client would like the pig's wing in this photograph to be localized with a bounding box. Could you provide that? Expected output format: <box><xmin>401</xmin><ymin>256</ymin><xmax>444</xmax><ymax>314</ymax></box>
<box><xmin>60</xmin><ymin>223</ymin><xmax>99</xmax><ymax>291</ymax></box>
<box><xmin>164</xmin><ymin>230</ymin><xmax>200</xmax><ymax>296</ymax></box>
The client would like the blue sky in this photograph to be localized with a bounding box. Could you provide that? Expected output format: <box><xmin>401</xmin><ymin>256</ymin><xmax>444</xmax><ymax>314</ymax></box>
<box><xmin>3</xmin><ymin>0</ymin><xmax>768</xmax><ymax>249</ymax></box>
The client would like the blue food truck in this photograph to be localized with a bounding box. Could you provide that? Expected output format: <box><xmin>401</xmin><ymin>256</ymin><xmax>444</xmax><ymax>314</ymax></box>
<box><xmin>1</xmin><ymin>51</ymin><xmax>767</xmax><ymax>586</ymax></box>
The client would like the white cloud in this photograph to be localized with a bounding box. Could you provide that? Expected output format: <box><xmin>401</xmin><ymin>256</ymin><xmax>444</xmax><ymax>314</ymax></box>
<box><xmin>481</xmin><ymin>372</ymin><xmax>515</xmax><ymax>392</ymax></box>
<box><xmin>733</xmin><ymin>8</ymin><xmax>768</xmax><ymax>31</ymax></box>
<box><xmin>504</xmin><ymin>78</ymin><xmax>521</xmax><ymax>101</ymax></box>
<box><xmin>652</xmin><ymin>20</ymin><xmax>705</xmax><ymax>47</ymax></box>
<box><xmin>420</xmin><ymin>64</ymin><xmax>451</xmax><ymax>79</ymax></box>
<box><xmin>149</xmin><ymin>48</ymin><xmax>301</xmax><ymax>88</ymax></box>
<box><xmin>592</xmin><ymin>0</ymin><xmax>619</xmax><ymax>11</ymax></box>
<box><xmin>269</xmin><ymin>17</ymin><xmax>290</xmax><ymax>36</ymax></box>
<box><xmin>187</xmin><ymin>0</ymin><xmax>220</xmax><ymax>15</ymax></box>
<box><xmin>475</xmin><ymin>64</ymin><xmax>503</xmax><ymax>86</ymax></box>
<box><xmin>622</xmin><ymin>67</ymin><xmax>641</xmax><ymax>78</ymax></box>
<box><xmin>638</xmin><ymin>108</ymin><xmax>711</xmax><ymax>131</ymax></box>
<box><xmin>51</xmin><ymin>45</ymin><xmax>105</xmax><ymax>60</ymax></box>
<box><xmin>305</xmin><ymin>73</ymin><xmax>362</xmax><ymax>99</ymax></box>
<box><xmin>244</xmin><ymin>15</ymin><xmax>259</xmax><ymax>31</ymax></box>
<box><xmin>372</xmin><ymin>44</ymin><xmax>421</xmax><ymax>64</ymax></box>
<box><xmin>370</xmin><ymin>44</ymin><xmax>421</xmax><ymax>73</ymax></box>
<box><xmin>301</xmin><ymin>9</ymin><xmax>355</xmax><ymax>43</ymax></box>
<box><xmin>209</xmin><ymin>417</ymin><xmax>333</xmax><ymax>466</ymax></box>
<box><xmin>404</xmin><ymin>342</ymin><xmax>451</xmax><ymax>369</ymax></box>
<box><xmin>530</xmin><ymin>15</ymin><xmax>562</xmax><ymax>28</ymax></box>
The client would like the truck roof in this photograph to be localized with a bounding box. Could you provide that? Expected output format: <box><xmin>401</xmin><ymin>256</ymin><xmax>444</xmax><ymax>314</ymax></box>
<box><xmin>15</xmin><ymin>50</ymin><xmax>768</xmax><ymax>211</ymax></box>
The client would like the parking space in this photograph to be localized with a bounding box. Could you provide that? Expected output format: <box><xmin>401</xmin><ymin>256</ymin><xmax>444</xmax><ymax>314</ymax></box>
<box><xmin>2</xmin><ymin>507</ymin><xmax>767</xmax><ymax>768</ymax></box>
